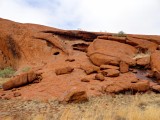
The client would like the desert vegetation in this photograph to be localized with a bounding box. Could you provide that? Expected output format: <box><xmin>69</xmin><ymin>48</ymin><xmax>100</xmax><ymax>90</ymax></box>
<box><xmin>1</xmin><ymin>18</ymin><xmax>160</xmax><ymax>120</ymax></box>
<box><xmin>0</xmin><ymin>93</ymin><xmax>160</xmax><ymax>120</ymax></box>
<box><xmin>112</xmin><ymin>31</ymin><xmax>126</xmax><ymax>37</ymax></box>
<box><xmin>0</xmin><ymin>67</ymin><xmax>15</xmax><ymax>78</ymax></box>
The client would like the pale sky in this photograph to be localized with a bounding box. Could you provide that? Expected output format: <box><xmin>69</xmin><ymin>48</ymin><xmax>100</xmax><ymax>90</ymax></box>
<box><xmin>0</xmin><ymin>0</ymin><xmax>160</xmax><ymax>34</ymax></box>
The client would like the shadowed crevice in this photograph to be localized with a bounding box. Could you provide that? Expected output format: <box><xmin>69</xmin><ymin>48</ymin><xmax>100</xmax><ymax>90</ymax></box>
<box><xmin>6</xmin><ymin>35</ymin><xmax>21</xmax><ymax>59</ymax></box>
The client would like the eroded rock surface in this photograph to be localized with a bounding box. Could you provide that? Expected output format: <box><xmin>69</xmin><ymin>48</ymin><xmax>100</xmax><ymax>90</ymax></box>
<box><xmin>87</xmin><ymin>39</ymin><xmax>137</xmax><ymax>66</ymax></box>
<box><xmin>59</xmin><ymin>87</ymin><xmax>88</xmax><ymax>103</ymax></box>
<box><xmin>150</xmin><ymin>51</ymin><xmax>160</xmax><ymax>79</ymax></box>
<box><xmin>2</xmin><ymin>71</ymin><xmax>37</xmax><ymax>90</ymax></box>
<box><xmin>0</xmin><ymin>18</ymin><xmax>160</xmax><ymax>102</ymax></box>
<box><xmin>55</xmin><ymin>66</ymin><xmax>74</xmax><ymax>75</ymax></box>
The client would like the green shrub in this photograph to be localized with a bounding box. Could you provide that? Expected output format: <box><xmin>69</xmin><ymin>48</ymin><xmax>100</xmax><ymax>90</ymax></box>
<box><xmin>0</xmin><ymin>67</ymin><xmax>16</xmax><ymax>78</ymax></box>
<box><xmin>113</xmin><ymin>31</ymin><xmax>126</xmax><ymax>37</ymax></box>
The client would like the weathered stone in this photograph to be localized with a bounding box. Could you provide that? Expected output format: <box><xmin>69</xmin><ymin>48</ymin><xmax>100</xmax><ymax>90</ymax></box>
<box><xmin>95</xmin><ymin>73</ymin><xmax>105</xmax><ymax>81</ymax></box>
<box><xmin>81</xmin><ymin>65</ymin><xmax>100</xmax><ymax>75</ymax></box>
<box><xmin>146</xmin><ymin>71</ymin><xmax>154</xmax><ymax>78</ymax></box>
<box><xmin>103</xmin><ymin>73</ymin><xmax>149</xmax><ymax>93</ymax></box>
<box><xmin>81</xmin><ymin>78</ymin><xmax>90</xmax><ymax>82</ymax></box>
<box><xmin>100</xmin><ymin>65</ymin><xmax>119</xmax><ymax>70</ymax></box>
<box><xmin>27</xmin><ymin>71</ymin><xmax>37</xmax><ymax>82</ymax></box>
<box><xmin>120</xmin><ymin>61</ymin><xmax>129</xmax><ymax>73</ymax></box>
<box><xmin>151</xmin><ymin>85</ymin><xmax>160</xmax><ymax>92</ymax></box>
<box><xmin>136</xmin><ymin>56</ymin><xmax>150</xmax><ymax>66</ymax></box>
<box><xmin>108</xmin><ymin>36</ymin><xmax>126</xmax><ymax>43</ymax></box>
<box><xmin>102</xmin><ymin>69</ymin><xmax>120</xmax><ymax>77</ymax></box>
<box><xmin>55</xmin><ymin>66</ymin><xmax>74</xmax><ymax>75</ymax></box>
<box><xmin>150</xmin><ymin>51</ymin><xmax>160</xmax><ymax>80</ymax></box>
<box><xmin>130</xmin><ymin>80</ymin><xmax>150</xmax><ymax>92</ymax></box>
<box><xmin>97</xmin><ymin>35</ymin><xmax>126</xmax><ymax>43</ymax></box>
<box><xmin>13</xmin><ymin>92</ymin><xmax>21</xmax><ymax>97</ymax></box>
<box><xmin>2</xmin><ymin>71</ymin><xmax>37</xmax><ymax>90</ymax></box>
<box><xmin>127</xmin><ymin>37</ymin><xmax>158</xmax><ymax>52</ymax></box>
<box><xmin>0</xmin><ymin>18</ymin><xmax>69</xmax><ymax>69</ymax></box>
<box><xmin>158</xmin><ymin>45</ymin><xmax>160</xmax><ymax>50</ymax></box>
<box><xmin>87</xmin><ymin>39</ymin><xmax>137</xmax><ymax>66</ymax></box>
<box><xmin>0</xmin><ymin>18</ymin><xmax>160</xmax><ymax>101</ymax></box>
<box><xmin>59</xmin><ymin>87</ymin><xmax>88</xmax><ymax>103</ymax></box>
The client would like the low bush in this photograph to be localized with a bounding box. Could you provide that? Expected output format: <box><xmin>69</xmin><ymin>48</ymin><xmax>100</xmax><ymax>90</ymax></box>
<box><xmin>113</xmin><ymin>31</ymin><xmax>126</xmax><ymax>37</ymax></box>
<box><xmin>0</xmin><ymin>67</ymin><xmax>16</xmax><ymax>78</ymax></box>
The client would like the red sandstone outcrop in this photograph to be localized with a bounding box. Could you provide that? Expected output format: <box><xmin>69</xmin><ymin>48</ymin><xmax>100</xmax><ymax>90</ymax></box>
<box><xmin>59</xmin><ymin>87</ymin><xmax>88</xmax><ymax>103</ymax></box>
<box><xmin>87</xmin><ymin>39</ymin><xmax>137</xmax><ymax>66</ymax></box>
<box><xmin>136</xmin><ymin>56</ymin><xmax>150</xmax><ymax>66</ymax></box>
<box><xmin>0</xmin><ymin>18</ymin><xmax>160</xmax><ymax>102</ymax></box>
<box><xmin>120</xmin><ymin>61</ymin><xmax>129</xmax><ymax>73</ymax></box>
<box><xmin>126</xmin><ymin>37</ymin><xmax>158</xmax><ymax>52</ymax></box>
<box><xmin>95</xmin><ymin>73</ymin><xmax>105</xmax><ymax>81</ymax></box>
<box><xmin>150</xmin><ymin>50</ymin><xmax>160</xmax><ymax>79</ymax></box>
<box><xmin>102</xmin><ymin>73</ymin><xmax>150</xmax><ymax>93</ymax></box>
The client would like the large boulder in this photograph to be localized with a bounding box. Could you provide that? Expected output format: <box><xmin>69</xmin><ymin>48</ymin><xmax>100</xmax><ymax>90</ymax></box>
<box><xmin>2</xmin><ymin>71</ymin><xmax>37</xmax><ymax>90</ymax></box>
<box><xmin>120</xmin><ymin>61</ymin><xmax>129</xmax><ymax>73</ymax></box>
<box><xmin>150</xmin><ymin>51</ymin><xmax>160</xmax><ymax>79</ymax></box>
<box><xmin>102</xmin><ymin>73</ymin><xmax>150</xmax><ymax>93</ymax></box>
<box><xmin>87</xmin><ymin>39</ymin><xmax>137</xmax><ymax>66</ymax></box>
<box><xmin>59</xmin><ymin>87</ymin><xmax>88</xmax><ymax>103</ymax></box>
<box><xmin>136</xmin><ymin>56</ymin><xmax>150</xmax><ymax>66</ymax></box>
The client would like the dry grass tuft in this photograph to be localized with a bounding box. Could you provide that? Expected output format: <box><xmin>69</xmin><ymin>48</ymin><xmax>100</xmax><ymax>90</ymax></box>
<box><xmin>0</xmin><ymin>93</ymin><xmax>160</xmax><ymax>120</ymax></box>
<box><xmin>59</xmin><ymin>93</ymin><xmax>160</xmax><ymax>120</ymax></box>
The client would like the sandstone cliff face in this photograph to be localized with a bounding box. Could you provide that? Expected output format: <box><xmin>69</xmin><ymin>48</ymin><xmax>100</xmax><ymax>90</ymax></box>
<box><xmin>0</xmin><ymin>18</ymin><xmax>160</xmax><ymax>102</ymax></box>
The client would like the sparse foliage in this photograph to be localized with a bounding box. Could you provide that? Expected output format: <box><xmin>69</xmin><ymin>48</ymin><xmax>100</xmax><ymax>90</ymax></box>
<box><xmin>0</xmin><ymin>67</ymin><xmax>16</xmax><ymax>78</ymax></box>
<box><xmin>113</xmin><ymin>31</ymin><xmax>126</xmax><ymax>37</ymax></box>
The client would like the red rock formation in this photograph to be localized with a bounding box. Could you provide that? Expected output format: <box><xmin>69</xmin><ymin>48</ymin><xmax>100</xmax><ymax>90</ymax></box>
<box><xmin>87</xmin><ymin>39</ymin><xmax>137</xmax><ymax>66</ymax></box>
<box><xmin>0</xmin><ymin>18</ymin><xmax>68</xmax><ymax>69</ymax></box>
<box><xmin>2</xmin><ymin>71</ymin><xmax>37</xmax><ymax>90</ymax></box>
<box><xmin>120</xmin><ymin>61</ymin><xmax>129</xmax><ymax>73</ymax></box>
<box><xmin>59</xmin><ymin>87</ymin><xmax>88</xmax><ymax>103</ymax></box>
<box><xmin>136</xmin><ymin>56</ymin><xmax>150</xmax><ymax>67</ymax></box>
<box><xmin>150</xmin><ymin>50</ymin><xmax>160</xmax><ymax>79</ymax></box>
<box><xmin>0</xmin><ymin>18</ymin><xmax>160</xmax><ymax>102</ymax></box>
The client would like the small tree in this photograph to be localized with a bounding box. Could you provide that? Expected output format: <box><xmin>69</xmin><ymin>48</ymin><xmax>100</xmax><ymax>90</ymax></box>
<box><xmin>117</xmin><ymin>31</ymin><xmax>126</xmax><ymax>37</ymax></box>
<box><xmin>113</xmin><ymin>31</ymin><xmax>126</xmax><ymax>37</ymax></box>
